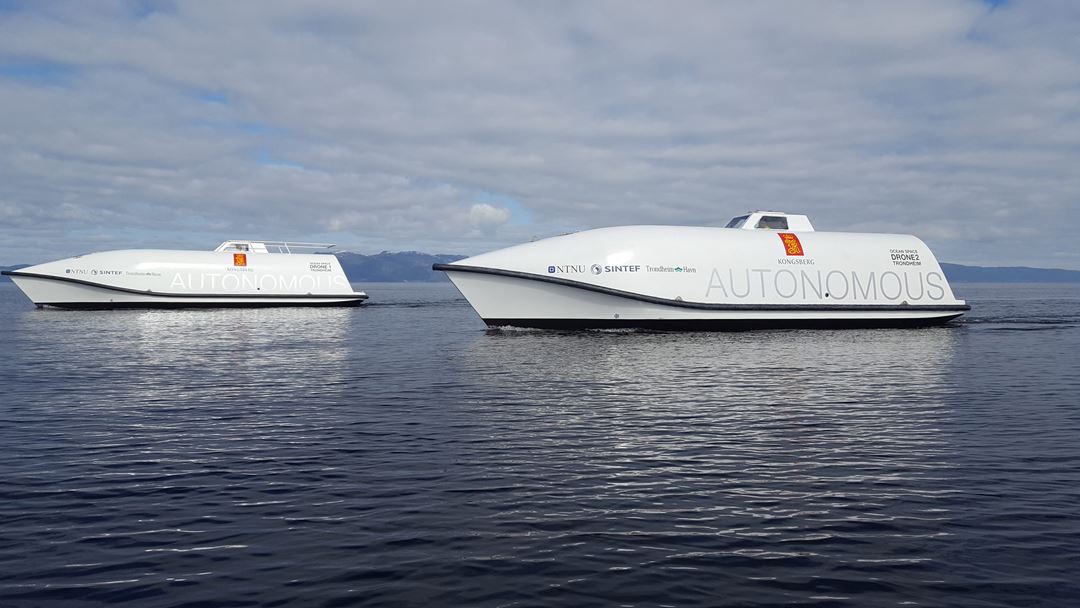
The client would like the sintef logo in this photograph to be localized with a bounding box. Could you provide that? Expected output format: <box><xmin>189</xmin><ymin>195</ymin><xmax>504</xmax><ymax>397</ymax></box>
<box><xmin>599</xmin><ymin>265</ymin><xmax>641</xmax><ymax>273</ymax></box>
<box><xmin>590</xmin><ymin>264</ymin><xmax>603</xmax><ymax>275</ymax></box>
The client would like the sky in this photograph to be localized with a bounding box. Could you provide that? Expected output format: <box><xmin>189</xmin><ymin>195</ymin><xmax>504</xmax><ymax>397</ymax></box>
<box><xmin>1</xmin><ymin>0</ymin><xmax>1078</xmax><ymax>268</ymax></box>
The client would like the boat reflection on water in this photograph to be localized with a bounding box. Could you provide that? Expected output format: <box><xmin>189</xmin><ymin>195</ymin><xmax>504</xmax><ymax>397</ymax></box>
<box><xmin>11</xmin><ymin>306</ymin><xmax>356</xmax><ymax>413</ymax></box>
<box><xmin>442</xmin><ymin>327</ymin><xmax>968</xmax><ymax>584</ymax></box>
<box><xmin>443</xmin><ymin>328</ymin><xmax>964</xmax><ymax>567</ymax></box>
<box><xmin>463</xmin><ymin>326</ymin><xmax>960</xmax><ymax>411</ymax></box>
<box><xmin>457</xmin><ymin>326</ymin><xmax>963</xmax><ymax>494</ymax></box>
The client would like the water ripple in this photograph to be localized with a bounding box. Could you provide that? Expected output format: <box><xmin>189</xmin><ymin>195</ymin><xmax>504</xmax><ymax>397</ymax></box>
<box><xmin>1</xmin><ymin>282</ymin><xmax>1079</xmax><ymax>606</ymax></box>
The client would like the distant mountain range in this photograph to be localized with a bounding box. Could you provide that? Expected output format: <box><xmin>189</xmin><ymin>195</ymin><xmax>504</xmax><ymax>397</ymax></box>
<box><xmin>939</xmin><ymin>263</ymin><xmax>1080</xmax><ymax>283</ymax></box>
<box><xmin>334</xmin><ymin>251</ymin><xmax>464</xmax><ymax>282</ymax></box>
<box><xmin>3</xmin><ymin>256</ymin><xmax>1080</xmax><ymax>283</ymax></box>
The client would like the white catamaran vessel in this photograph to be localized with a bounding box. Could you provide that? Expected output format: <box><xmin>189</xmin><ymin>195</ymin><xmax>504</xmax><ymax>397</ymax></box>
<box><xmin>435</xmin><ymin>211</ymin><xmax>969</xmax><ymax>330</ymax></box>
<box><xmin>3</xmin><ymin>241</ymin><xmax>367</xmax><ymax>309</ymax></box>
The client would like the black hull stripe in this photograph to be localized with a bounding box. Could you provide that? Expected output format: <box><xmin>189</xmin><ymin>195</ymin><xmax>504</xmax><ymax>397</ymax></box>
<box><xmin>484</xmin><ymin>316</ymin><xmax>964</xmax><ymax>331</ymax></box>
<box><xmin>2</xmin><ymin>270</ymin><xmax>367</xmax><ymax>300</ymax></box>
<box><xmin>434</xmin><ymin>263</ymin><xmax>970</xmax><ymax>313</ymax></box>
<box><xmin>38</xmin><ymin>300</ymin><xmax>366</xmax><ymax>310</ymax></box>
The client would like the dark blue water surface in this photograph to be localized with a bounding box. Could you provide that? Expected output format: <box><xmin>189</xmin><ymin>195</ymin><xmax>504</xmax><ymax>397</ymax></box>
<box><xmin>1</xmin><ymin>282</ymin><xmax>1079</xmax><ymax>607</ymax></box>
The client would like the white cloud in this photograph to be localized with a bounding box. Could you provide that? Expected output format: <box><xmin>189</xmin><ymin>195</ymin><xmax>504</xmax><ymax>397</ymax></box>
<box><xmin>468</xmin><ymin>203</ymin><xmax>511</xmax><ymax>228</ymax></box>
<box><xmin>0</xmin><ymin>0</ymin><xmax>1078</xmax><ymax>268</ymax></box>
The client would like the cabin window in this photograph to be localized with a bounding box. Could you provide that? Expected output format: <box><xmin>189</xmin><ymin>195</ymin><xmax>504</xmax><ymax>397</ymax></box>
<box><xmin>756</xmin><ymin>216</ymin><xmax>788</xmax><ymax>230</ymax></box>
<box><xmin>233</xmin><ymin>244</ymin><xmax>250</xmax><ymax>252</ymax></box>
<box><xmin>725</xmin><ymin>215</ymin><xmax>749</xmax><ymax>229</ymax></box>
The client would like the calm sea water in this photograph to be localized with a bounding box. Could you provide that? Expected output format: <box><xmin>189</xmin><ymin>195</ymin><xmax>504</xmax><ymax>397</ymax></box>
<box><xmin>1</xmin><ymin>281</ymin><xmax>1078</xmax><ymax>608</ymax></box>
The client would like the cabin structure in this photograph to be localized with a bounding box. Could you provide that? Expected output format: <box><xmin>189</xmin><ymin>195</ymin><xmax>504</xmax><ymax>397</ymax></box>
<box><xmin>724</xmin><ymin>211</ymin><xmax>815</xmax><ymax>232</ymax></box>
<box><xmin>214</xmin><ymin>241</ymin><xmax>336</xmax><ymax>254</ymax></box>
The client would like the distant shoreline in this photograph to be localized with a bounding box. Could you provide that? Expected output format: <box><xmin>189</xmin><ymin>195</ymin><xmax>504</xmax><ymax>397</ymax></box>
<box><xmin>939</xmin><ymin>263</ymin><xmax>1080</xmax><ymax>283</ymax></box>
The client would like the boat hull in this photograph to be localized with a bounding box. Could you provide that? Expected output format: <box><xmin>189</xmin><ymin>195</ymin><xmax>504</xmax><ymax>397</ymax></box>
<box><xmin>5</xmin><ymin>272</ymin><xmax>367</xmax><ymax>309</ymax></box>
<box><xmin>441</xmin><ymin>267</ymin><xmax>967</xmax><ymax>330</ymax></box>
<box><xmin>3</xmin><ymin>246</ymin><xmax>368</xmax><ymax>309</ymax></box>
<box><xmin>436</xmin><ymin>224</ymin><xmax>970</xmax><ymax>331</ymax></box>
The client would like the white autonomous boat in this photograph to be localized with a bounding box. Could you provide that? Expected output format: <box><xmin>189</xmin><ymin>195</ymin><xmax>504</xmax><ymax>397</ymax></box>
<box><xmin>434</xmin><ymin>211</ymin><xmax>969</xmax><ymax>330</ymax></box>
<box><xmin>3</xmin><ymin>240</ymin><xmax>367</xmax><ymax>309</ymax></box>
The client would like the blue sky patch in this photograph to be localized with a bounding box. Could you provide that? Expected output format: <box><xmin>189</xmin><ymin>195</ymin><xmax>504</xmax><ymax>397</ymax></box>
<box><xmin>189</xmin><ymin>88</ymin><xmax>228</xmax><ymax>105</ymax></box>
<box><xmin>128</xmin><ymin>0</ymin><xmax>177</xmax><ymax>19</ymax></box>
<box><xmin>475</xmin><ymin>191</ymin><xmax>533</xmax><ymax>226</ymax></box>
<box><xmin>0</xmin><ymin>59</ymin><xmax>77</xmax><ymax>86</ymax></box>
<box><xmin>253</xmin><ymin>149</ymin><xmax>306</xmax><ymax>170</ymax></box>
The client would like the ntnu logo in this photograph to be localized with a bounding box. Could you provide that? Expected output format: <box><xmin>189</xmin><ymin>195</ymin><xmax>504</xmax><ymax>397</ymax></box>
<box><xmin>547</xmin><ymin>264</ymin><xmax>587</xmax><ymax>274</ymax></box>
